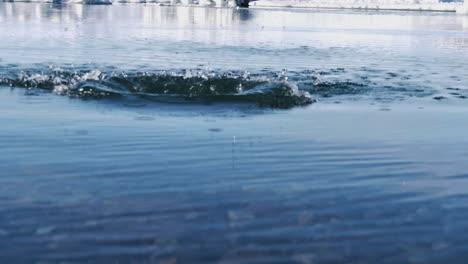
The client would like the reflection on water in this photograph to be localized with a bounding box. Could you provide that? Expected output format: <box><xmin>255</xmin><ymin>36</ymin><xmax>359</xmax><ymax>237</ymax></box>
<box><xmin>0</xmin><ymin>2</ymin><xmax>255</xmax><ymax>25</ymax></box>
<box><xmin>1</xmin><ymin>3</ymin><xmax>468</xmax><ymax>33</ymax></box>
<box><xmin>1</xmin><ymin>3</ymin><xmax>468</xmax><ymax>49</ymax></box>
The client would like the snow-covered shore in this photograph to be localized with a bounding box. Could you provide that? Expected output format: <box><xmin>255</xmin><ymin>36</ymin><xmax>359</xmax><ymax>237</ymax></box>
<box><xmin>3</xmin><ymin>0</ymin><xmax>467</xmax><ymax>13</ymax></box>
<box><xmin>251</xmin><ymin>0</ymin><xmax>464</xmax><ymax>13</ymax></box>
<box><xmin>456</xmin><ymin>1</ymin><xmax>468</xmax><ymax>12</ymax></box>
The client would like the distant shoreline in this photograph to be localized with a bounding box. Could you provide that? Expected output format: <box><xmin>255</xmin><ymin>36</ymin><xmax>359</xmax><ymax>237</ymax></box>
<box><xmin>2</xmin><ymin>0</ymin><xmax>467</xmax><ymax>13</ymax></box>
<box><xmin>250</xmin><ymin>0</ymin><xmax>464</xmax><ymax>12</ymax></box>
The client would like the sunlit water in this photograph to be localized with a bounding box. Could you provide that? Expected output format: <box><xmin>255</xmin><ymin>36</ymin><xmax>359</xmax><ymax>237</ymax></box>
<box><xmin>1</xmin><ymin>3</ymin><xmax>468</xmax><ymax>263</ymax></box>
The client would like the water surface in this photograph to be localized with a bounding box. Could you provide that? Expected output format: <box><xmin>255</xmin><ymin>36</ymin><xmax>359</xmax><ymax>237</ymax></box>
<box><xmin>1</xmin><ymin>3</ymin><xmax>468</xmax><ymax>264</ymax></box>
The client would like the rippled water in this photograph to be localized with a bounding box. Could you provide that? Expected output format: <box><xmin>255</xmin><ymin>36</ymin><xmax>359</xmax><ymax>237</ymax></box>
<box><xmin>1</xmin><ymin>3</ymin><xmax>468</xmax><ymax>264</ymax></box>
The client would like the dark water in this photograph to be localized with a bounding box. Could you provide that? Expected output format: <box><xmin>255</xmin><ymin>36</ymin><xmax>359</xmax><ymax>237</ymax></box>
<box><xmin>1</xmin><ymin>3</ymin><xmax>468</xmax><ymax>264</ymax></box>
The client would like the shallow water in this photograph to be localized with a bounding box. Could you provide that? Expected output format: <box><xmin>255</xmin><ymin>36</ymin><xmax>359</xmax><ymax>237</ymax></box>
<box><xmin>1</xmin><ymin>3</ymin><xmax>468</xmax><ymax>264</ymax></box>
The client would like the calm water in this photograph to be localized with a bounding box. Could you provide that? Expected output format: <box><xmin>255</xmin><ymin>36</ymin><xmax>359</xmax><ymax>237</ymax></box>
<box><xmin>1</xmin><ymin>3</ymin><xmax>468</xmax><ymax>263</ymax></box>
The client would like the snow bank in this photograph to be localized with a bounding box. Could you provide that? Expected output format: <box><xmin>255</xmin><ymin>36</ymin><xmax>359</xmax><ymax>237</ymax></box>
<box><xmin>251</xmin><ymin>0</ymin><xmax>463</xmax><ymax>12</ymax></box>
<box><xmin>3</xmin><ymin>0</ymin><xmax>466</xmax><ymax>12</ymax></box>
<box><xmin>68</xmin><ymin>0</ymin><xmax>112</xmax><ymax>4</ymax></box>
<box><xmin>456</xmin><ymin>1</ymin><xmax>468</xmax><ymax>13</ymax></box>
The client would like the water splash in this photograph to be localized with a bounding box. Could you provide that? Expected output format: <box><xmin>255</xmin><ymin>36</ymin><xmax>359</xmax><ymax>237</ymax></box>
<box><xmin>0</xmin><ymin>68</ymin><xmax>315</xmax><ymax>109</ymax></box>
